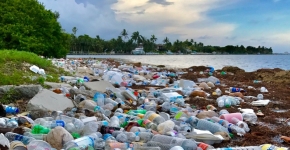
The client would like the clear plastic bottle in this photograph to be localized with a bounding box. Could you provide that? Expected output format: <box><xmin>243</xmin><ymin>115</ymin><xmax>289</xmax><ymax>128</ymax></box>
<box><xmin>186</xmin><ymin>116</ymin><xmax>229</xmax><ymax>134</ymax></box>
<box><xmin>143</xmin><ymin>111</ymin><xmax>165</xmax><ymax>125</ymax></box>
<box><xmin>42</xmin><ymin>120</ymin><xmax>66</xmax><ymax>129</ymax></box>
<box><xmin>219</xmin><ymin>109</ymin><xmax>229</xmax><ymax>116</ymax></box>
<box><xmin>217</xmin><ymin>99</ymin><xmax>225</xmax><ymax>108</ymax></box>
<box><xmin>6</xmin><ymin>118</ymin><xmax>18</xmax><ymax>128</ymax></box>
<box><xmin>109</xmin><ymin>116</ymin><xmax>120</xmax><ymax>127</ymax></box>
<box><xmin>227</xmin><ymin>123</ymin><xmax>246</xmax><ymax>136</ymax></box>
<box><xmin>257</xmin><ymin>94</ymin><xmax>263</xmax><ymax>100</ymax></box>
<box><xmin>211</xmin><ymin>117</ymin><xmax>229</xmax><ymax>128</ymax></box>
<box><xmin>5</xmin><ymin>132</ymin><xmax>36</xmax><ymax>145</ymax></box>
<box><xmin>242</xmin><ymin>112</ymin><xmax>258</xmax><ymax>124</ymax></box>
<box><xmin>151</xmin><ymin>134</ymin><xmax>197</xmax><ymax>150</ymax></box>
<box><xmin>224</xmin><ymin>98</ymin><xmax>231</xmax><ymax>108</ymax></box>
<box><xmin>64</xmin><ymin>133</ymin><xmax>104</xmax><ymax>150</ymax></box>
<box><xmin>24</xmin><ymin>132</ymin><xmax>46</xmax><ymax>140</ymax></box>
<box><xmin>215</xmin><ymin>88</ymin><xmax>222</xmax><ymax>96</ymax></box>
<box><xmin>93</xmin><ymin>92</ymin><xmax>105</xmax><ymax>106</ymax></box>
<box><xmin>136</xmin><ymin>132</ymin><xmax>153</xmax><ymax>142</ymax></box>
<box><xmin>105</xmin><ymin>142</ymin><xmax>130</xmax><ymax>150</ymax></box>
<box><xmin>231</xmin><ymin>117</ymin><xmax>250</xmax><ymax>132</ymax></box>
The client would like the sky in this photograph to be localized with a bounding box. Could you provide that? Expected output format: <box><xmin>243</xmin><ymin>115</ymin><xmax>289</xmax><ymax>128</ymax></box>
<box><xmin>39</xmin><ymin>0</ymin><xmax>290</xmax><ymax>53</ymax></box>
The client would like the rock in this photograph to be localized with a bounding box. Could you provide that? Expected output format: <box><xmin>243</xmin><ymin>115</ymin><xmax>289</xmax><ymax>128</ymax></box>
<box><xmin>44</xmin><ymin>126</ymin><xmax>74</xmax><ymax>150</ymax></box>
<box><xmin>84</xmin><ymin>81</ymin><xmax>117</xmax><ymax>93</ymax></box>
<box><xmin>229</xmin><ymin>92</ymin><xmax>244</xmax><ymax>98</ymax></box>
<box><xmin>29</xmin><ymin>109</ymin><xmax>51</xmax><ymax>120</ymax></box>
<box><xmin>76</xmin><ymin>66</ymin><xmax>94</xmax><ymax>76</ymax></box>
<box><xmin>69</xmin><ymin>88</ymin><xmax>102</xmax><ymax>99</ymax></box>
<box><xmin>189</xmin><ymin>91</ymin><xmax>207</xmax><ymax>98</ymax></box>
<box><xmin>0</xmin><ymin>85</ymin><xmax>42</xmax><ymax>99</ymax></box>
<box><xmin>199</xmin><ymin>82</ymin><xmax>210</xmax><ymax>90</ymax></box>
<box><xmin>207</xmin><ymin>82</ymin><xmax>215</xmax><ymax>88</ymax></box>
<box><xmin>44</xmin><ymin>82</ymin><xmax>72</xmax><ymax>89</ymax></box>
<box><xmin>27</xmin><ymin>89</ymin><xmax>75</xmax><ymax>112</ymax></box>
<box><xmin>196</xmin><ymin>111</ymin><xmax>218</xmax><ymax>119</ymax></box>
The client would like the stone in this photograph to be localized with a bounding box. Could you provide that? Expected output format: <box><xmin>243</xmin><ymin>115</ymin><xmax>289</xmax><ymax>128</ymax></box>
<box><xmin>27</xmin><ymin>89</ymin><xmax>75</xmax><ymax>112</ymax></box>
<box><xmin>0</xmin><ymin>85</ymin><xmax>42</xmax><ymax>99</ymax></box>
<box><xmin>44</xmin><ymin>82</ymin><xmax>72</xmax><ymax>89</ymax></box>
<box><xmin>84</xmin><ymin>81</ymin><xmax>117</xmax><ymax>93</ymax></box>
<box><xmin>69</xmin><ymin>88</ymin><xmax>102</xmax><ymax>99</ymax></box>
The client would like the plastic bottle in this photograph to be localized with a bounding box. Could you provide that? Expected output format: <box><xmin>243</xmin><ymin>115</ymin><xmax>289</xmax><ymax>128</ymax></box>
<box><xmin>219</xmin><ymin>109</ymin><xmax>229</xmax><ymax>116</ymax></box>
<box><xmin>31</xmin><ymin>125</ymin><xmax>50</xmax><ymax>134</ymax></box>
<box><xmin>6</xmin><ymin>118</ymin><xmax>18</xmax><ymax>128</ymax></box>
<box><xmin>93</xmin><ymin>92</ymin><xmax>105</xmax><ymax>106</ymax></box>
<box><xmin>27</xmin><ymin>140</ymin><xmax>52</xmax><ymax>150</ymax></box>
<box><xmin>227</xmin><ymin>123</ymin><xmax>246</xmax><ymax>136</ymax></box>
<box><xmin>129</xmin><ymin>127</ymin><xmax>147</xmax><ymax>134</ymax></box>
<box><xmin>105</xmin><ymin>142</ymin><xmax>130</xmax><ymax>150</ymax></box>
<box><xmin>42</xmin><ymin>120</ymin><xmax>66</xmax><ymax>129</ymax></box>
<box><xmin>56</xmin><ymin>115</ymin><xmax>74</xmax><ymax>124</ymax></box>
<box><xmin>64</xmin><ymin>133</ymin><xmax>104</xmax><ymax>150</ymax></box>
<box><xmin>151</xmin><ymin>134</ymin><xmax>197</xmax><ymax>150</ymax></box>
<box><xmin>242</xmin><ymin>112</ymin><xmax>258</xmax><ymax>124</ymax></box>
<box><xmin>224</xmin><ymin>98</ymin><xmax>231</xmax><ymax>108</ymax></box>
<box><xmin>24</xmin><ymin>132</ymin><xmax>46</xmax><ymax>140</ymax></box>
<box><xmin>100</xmin><ymin>126</ymin><xmax>122</xmax><ymax>134</ymax></box>
<box><xmin>198</xmin><ymin>142</ymin><xmax>215</xmax><ymax>150</ymax></box>
<box><xmin>109</xmin><ymin>116</ymin><xmax>120</xmax><ymax>127</ymax></box>
<box><xmin>143</xmin><ymin>119</ymin><xmax>158</xmax><ymax>130</ymax></box>
<box><xmin>231</xmin><ymin>117</ymin><xmax>250</xmax><ymax>132</ymax></box>
<box><xmin>211</xmin><ymin>117</ymin><xmax>229</xmax><ymax>127</ymax></box>
<box><xmin>5</xmin><ymin>132</ymin><xmax>35</xmax><ymax>145</ymax></box>
<box><xmin>257</xmin><ymin>94</ymin><xmax>263</xmax><ymax>100</ymax></box>
<box><xmin>4</xmin><ymin>105</ymin><xmax>19</xmax><ymax>114</ymax></box>
<box><xmin>136</xmin><ymin>132</ymin><xmax>153</xmax><ymax>142</ymax></box>
<box><xmin>104</xmin><ymin>98</ymin><xmax>118</xmax><ymax>107</ymax></box>
<box><xmin>260</xmin><ymin>144</ymin><xmax>288</xmax><ymax>150</ymax></box>
<box><xmin>128</xmin><ymin>109</ymin><xmax>147</xmax><ymax>115</ymax></box>
<box><xmin>229</xmin><ymin>87</ymin><xmax>242</xmax><ymax>93</ymax></box>
<box><xmin>215</xmin><ymin>88</ymin><xmax>222</xmax><ymax>96</ymax></box>
<box><xmin>144</xmin><ymin>111</ymin><xmax>165</xmax><ymax>125</ymax></box>
<box><xmin>186</xmin><ymin>116</ymin><xmax>229</xmax><ymax>134</ymax></box>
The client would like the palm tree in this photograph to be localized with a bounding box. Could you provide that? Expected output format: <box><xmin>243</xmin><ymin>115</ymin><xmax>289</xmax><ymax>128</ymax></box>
<box><xmin>120</xmin><ymin>29</ymin><xmax>128</xmax><ymax>41</ymax></box>
<box><xmin>190</xmin><ymin>39</ymin><xmax>194</xmax><ymax>43</ymax></box>
<box><xmin>150</xmin><ymin>35</ymin><xmax>157</xmax><ymax>43</ymax></box>
<box><xmin>72</xmin><ymin>27</ymin><xmax>78</xmax><ymax>35</ymax></box>
<box><xmin>163</xmin><ymin>37</ymin><xmax>169</xmax><ymax>44</ymax></box>
<box><xmin>131</xmin><ymin>31</ymin><xmax>140</xmax><ymax>44</ymax></box>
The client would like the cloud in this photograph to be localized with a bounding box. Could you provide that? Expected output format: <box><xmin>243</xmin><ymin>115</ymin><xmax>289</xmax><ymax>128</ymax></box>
<box><xmin>111</xmin><ymin>0</ymin><xmax>237</xmax><ymax>42</ymax></box>
<box><xmin>148</xmin><ymin>0</ymin><xmax>174</xmax><ymax>6</ymax></box>
<box><xmin>38</xmin><ymin>0</ymin><xmax>289</xmax><ymax>52</ymax></box>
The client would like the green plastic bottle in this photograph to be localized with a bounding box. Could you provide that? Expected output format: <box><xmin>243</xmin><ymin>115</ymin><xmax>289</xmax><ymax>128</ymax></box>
<box><xmin>136</xmin><ymin>119</ymin><xmax>144</xmax><ymax>126</ymax></box>
<box><xmin>31</xmin><ymin>124</ymin><xmax>50</xmax><ymax>134</ymax></box>
<box><xmin>127</xmin><ymin>109</ymin><xmax>147</xmax><ymax>115</ymax></box>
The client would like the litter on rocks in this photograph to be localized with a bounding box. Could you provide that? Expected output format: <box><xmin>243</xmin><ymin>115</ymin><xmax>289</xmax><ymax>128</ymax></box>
<box><xmin>0</xmin><ymin>58</ymin><xmax>289</xmax><ymax>150</ymax></box>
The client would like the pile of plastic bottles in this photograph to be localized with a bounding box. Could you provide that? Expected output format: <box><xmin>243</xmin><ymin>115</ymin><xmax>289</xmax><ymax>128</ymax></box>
<box><xmin>0</xmin><ymin>59</ymin><xmax>287</xmax><ymax>150</ymax></box>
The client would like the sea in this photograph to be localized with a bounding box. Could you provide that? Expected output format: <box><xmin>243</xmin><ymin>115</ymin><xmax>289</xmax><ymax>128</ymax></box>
<box><xmin>66</xmin><ymin>55</ymin><xmax>290</xmax><ymax>72</ymax></box>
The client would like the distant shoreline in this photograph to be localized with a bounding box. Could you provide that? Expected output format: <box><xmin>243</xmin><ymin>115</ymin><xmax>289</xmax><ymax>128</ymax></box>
<box><xmin>67</xmin><ymin>53</ymin><xmax>289</xmax><ymax>56</ymax></box>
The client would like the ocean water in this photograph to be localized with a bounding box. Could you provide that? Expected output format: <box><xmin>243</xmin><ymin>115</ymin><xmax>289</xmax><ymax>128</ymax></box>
<box><xmin>67</xmin><ymin>55</ymin><xmax>290</xmax><ymax>72</ymax></box>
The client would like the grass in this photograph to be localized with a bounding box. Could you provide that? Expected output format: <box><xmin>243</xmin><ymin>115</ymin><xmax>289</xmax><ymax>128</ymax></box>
<box><xmin>0</xmin><ymin>50</ymin><xmax>71</xmax><ymax>85</ymax></box>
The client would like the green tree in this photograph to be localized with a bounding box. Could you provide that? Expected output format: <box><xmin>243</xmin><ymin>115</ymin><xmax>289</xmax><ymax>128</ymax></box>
<box><xmin>0</xmin><ymin>0</ymin><xmax>69</xmax><ymax>58</ymax></box>
<box><xmin>120</xmin><ymin>29</ymin><xmax>129</xmax><ymax>41</ymax></box>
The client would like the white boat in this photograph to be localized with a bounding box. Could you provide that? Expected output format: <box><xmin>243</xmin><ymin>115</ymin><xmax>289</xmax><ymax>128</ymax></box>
<box><xmin>166</xmin><ymin>50</ymin><xmax>174</xmax><ymax>55</ymax></box>
<box><xmin>132</xmin><ymin>47</ymin><xmax>145</xmax><ymax>55</ymax></box>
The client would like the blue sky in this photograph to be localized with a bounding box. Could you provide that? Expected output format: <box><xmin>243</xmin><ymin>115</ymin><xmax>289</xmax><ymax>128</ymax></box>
<box><xmin>39</xmin><ymin>0</ymin><xmax>290</xmax><ymax>52</ymax></box>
